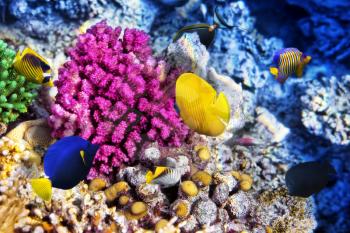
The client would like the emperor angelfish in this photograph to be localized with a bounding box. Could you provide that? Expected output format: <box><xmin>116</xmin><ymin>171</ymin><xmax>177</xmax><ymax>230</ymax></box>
<box><xmin>30</xmin><ymin>136</ymin><xmax>99</xmax><ymax>201</ymax></box>
<box><xmin>13</xmin><ymin>47</ymin><xmax>54</xmax><ymax>87</ymax></box>
<box><xmin>269</xmin><ymin>48</ymin><xmax>311</xmax><ymax>84</ymax></box>
<box><xmin>285</xmin><ymin>161</ymin><xmax>336</xmax><ymax>198</ymax></box>
<box><xmin>175</xmin><ymin>73</ymin><xmax>230</xmax><ymax>137</ymax></box>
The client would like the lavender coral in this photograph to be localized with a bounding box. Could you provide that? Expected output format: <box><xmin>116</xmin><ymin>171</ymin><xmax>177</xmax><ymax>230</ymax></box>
<box><xmin>49</xmin><ymin>21</ymin><xmax>189</xmax><ymax>178</ymax></box>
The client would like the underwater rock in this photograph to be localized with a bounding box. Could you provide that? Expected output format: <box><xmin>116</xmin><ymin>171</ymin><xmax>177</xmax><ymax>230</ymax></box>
<box><xmin>192</xmin><ymin>198</ymin><xmax>217</xmax><ymax>225</ymax></box>
<box><xmin>226</xmin><ymin>191</ymin><xmax>250</xmax><ymax>218</ymax></box>
<box><xmin>287</xmin><ymin>0</ymin><xmax>350</xmax><ymax>62</ymax></box>
<box><xmin>6</xmin><ymin>118</ymin><xmax>53</xmax><ymax>148</ymax></box>
<box><xmin>256</xmin><ymin>107</ymin><xmax>290</xmax><ymax>143</ymax></box>
<box><xmin>212</xmin><ymin>183</ymin><xmax>229</xmax><ymax>205</ymax></box>
<box><xmin>209</xmin><ymin>1</ymin><xmax>283</xmax><ymax>89</ymax></box>
<box><xmin>163</xmin><ymin>32</ymin><xmax>209</xmax><ymax>77</ymax></box>
<box><xmin>301</xmin><ymin>75</ymin><xmax>350</xmax><ymax>145</ymax></box>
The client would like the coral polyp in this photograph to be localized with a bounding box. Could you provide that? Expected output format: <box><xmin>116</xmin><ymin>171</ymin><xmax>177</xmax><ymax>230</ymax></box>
<box><xmin>0</xmin><ymin>40</ymin><xmax>39</xmax><ymax>124</ymax></box>
<box><xmin>49</xmin><ymin>21</ymin><xmax>189</xmax><ymax>178</ymax></box>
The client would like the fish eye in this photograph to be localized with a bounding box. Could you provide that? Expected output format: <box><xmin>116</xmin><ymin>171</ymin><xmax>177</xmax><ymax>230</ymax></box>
<box><xmin>42</xmin><ymin>76</ymin><xmax>51</xmax><ymax>83</ymax></box>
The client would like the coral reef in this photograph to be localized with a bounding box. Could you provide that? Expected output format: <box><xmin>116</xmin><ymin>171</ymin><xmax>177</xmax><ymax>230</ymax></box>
<box><xmin>0</xmin><ymin>0</ymin><xmax>349</xmax><ymax>232</ymax></box>
<box><xmin>301</xmin><ymin>75</ymin><xmax>350</xmax><ymax>145</ymax></box>
<box><xmin>0</xmin><ymin>39</ymin><xmax>39</xmax><ymax>124</ymax></box>
<box><xmin>49</xmin><ymin>21</ymin><xmax>189</xmax><ymax>178</ymax></box>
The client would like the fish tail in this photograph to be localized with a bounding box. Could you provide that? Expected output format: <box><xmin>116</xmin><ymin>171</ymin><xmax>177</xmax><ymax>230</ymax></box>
<box><xmin>145</xmin><ymin>171</ymin><xmax>154</xmax><ymax>184</ymax></box>
<box><xmin>212</xmin><ymin>92</ymin><xmax>230</xmax><ymax>124</ymax></box>
<box><xmin>269</xmin><ymin>67</ymin><xmax>279</xmax><ymax>77</ymax></box>
<box><xmin>30</xmin><ymin>178</ymin><xmax>52</xmax><ymax>201</ymax></box>
<box><xmin>44</xmin><ymin>79</ymin><xmax>54</xmax><ymax>87</ymax></box>
<box><xmin>12</xmin><ymin>50</ymin><xmax>22</xmax><ymax>65</ymax></box>
<box><xmin>276</xmin><ymin>74</ymin><xmax>288</xmax><ymax>84</ymax></box>
<box><xmin>304</xmin><ymin>55</ymin><xmax>311</xmax><ymax>64</ymax></box>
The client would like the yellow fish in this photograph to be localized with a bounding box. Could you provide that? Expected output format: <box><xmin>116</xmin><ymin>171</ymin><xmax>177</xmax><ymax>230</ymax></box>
<box><xmin>30</xmin><ymin>178</ymin><xmax>52</xmax><ymax>201</ymax></box>
<box><xmin>175</xmin><ymin>73</ymin><xmax>230</xmax><ymax>136</ymax></box>
<box><xmin>13</xmin><ymin>47</ymin><xmax>54</xmax><ymax>87</ymax></box>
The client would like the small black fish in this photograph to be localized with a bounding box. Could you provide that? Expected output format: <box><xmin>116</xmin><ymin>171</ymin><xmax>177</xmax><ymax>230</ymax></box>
<box><xmin>157</xmin><ymin>0</ymin><xmax>189</xmax><ymax>7</ymax></box>
<box><xmin>285</xmin><ymin>161</ymin><xmax>336</xmax><ymax>198</ymax></box>
<box><xmin>173</xmin><ymin>23</ymin><xmax>218</xmax><ymax>48</ymax></box>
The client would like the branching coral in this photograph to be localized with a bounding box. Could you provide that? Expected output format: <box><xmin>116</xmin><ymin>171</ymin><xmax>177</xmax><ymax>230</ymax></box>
<box><xmin>49</xmin><ymin>21</ymin><xmax>189</xmax><ymax>178</ymax></box>
<box><xmin>0</xmin><ymin>39</ymin><xmax>39</xmax><ymax>124</ymax></box>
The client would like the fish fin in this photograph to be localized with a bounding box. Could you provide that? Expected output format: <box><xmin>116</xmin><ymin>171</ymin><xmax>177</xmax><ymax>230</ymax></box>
<box><xmin>30</xmin><ymin>178</ymin><xmax>52</xmax><ymax>201</ymax></box>
<box><xmin>296</xmin><ymin>63</ymin><xmax>304</xmax><ymax>77</ymax></box>
<box><xmin>276</xmin><ymin>74</ymin><xmax>288</xmax><ymax>84</ymax></box>
<box><xmin>80</xmin><ymin>150</ymin><xmax>86</xmax><ymax>165</ymax></box>
<box><xmin>145</xmin><ymin>171</ymin><xmax>154</xmax><ymax>184</ymax></box>
<box><xmin>12</xmin><ymin>50</ymin><xmax>23</xmax><ymax>65</ymax></box>
<box><xmin>153</xmin><ymin>166</ymin><xmax>168</xmax><ymax>179</ymax></box>
<box><xmin>212</xmin><ymin>92</ymin><xmax>230</xmax><ymax>124</ymax></box>
<box><xmin>304</xmin><ymin>56</ymin><xmax>311</xmax><ymax>64</ymax></box>
<box><xmin>269</xmin><ymin>67</ymin><xmax>279</xmax><ymax>77</ymax></box>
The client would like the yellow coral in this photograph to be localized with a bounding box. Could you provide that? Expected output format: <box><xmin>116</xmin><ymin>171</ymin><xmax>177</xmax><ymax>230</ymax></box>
<box><xmin>155</xmin><ymin>219</ymin><xmax>169</xmax><ymax>232</ymax></box>
<box><xmin>118</xmin><ymin>195</ymin><xmax>129</xmax><ymax>206</ymax></box>
<box><xmin>266</xmin><ymin>226</ymin><xmax>273</xmax><ymax>233</ymax></box>
<box><xmin>125</xmin><ymin>201</ymin><xmax>148</xmax><ymax>220</ymax></box>
<box><xmin>192</xmin><ymin>171</ymin><xmax>212</xmax><ymax>186</ymax></box>
<box><xmin>240</xmin><ymin>174</ymin><xmax>253</xmax><ymax>191</ymax></box>
<box><xmin>180</xmin><ymin>181</ymin><xmax>198</xmax><ymax>197</ymax></box>
<box><xmin>89</xmin><ymin>178</ymin><xmax>107</xmax><ymax>192</ymax></box>
<box><xmin>104</xmin><ymin>181</ymin><xmax>130</xmax><ymax>202</ymax></box>
<box><xmin>131</xmin><ymin>202</ymin><xmax>148</xmax><ymax>215</ymax></box>
<box><xmin>231</xmin><ymin>171</ymin><xmax>241</xmax><ymax>180</ymax></box>
<box><xmin>174</xmin><ymin>200</ymin><xmax>190</xmax><ymax>218</ymax></box>
<box><xmin>197</xmin><ymin>147</ymin><xmax>210</xmax><ymax>161</ymax></box>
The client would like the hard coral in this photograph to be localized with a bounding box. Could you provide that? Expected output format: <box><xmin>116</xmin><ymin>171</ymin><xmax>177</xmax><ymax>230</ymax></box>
<box><xmin>0</xmin><ymin>39</ymin><xmax>39</xmax><ymax>124</ymax></box>
<box><xmin>49</xmin><ymin>21</ymin><xmax>189</xmax><ymax>177</ymax></box>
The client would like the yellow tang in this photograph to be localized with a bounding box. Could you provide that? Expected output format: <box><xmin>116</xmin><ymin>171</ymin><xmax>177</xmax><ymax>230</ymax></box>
<box><xmin>30</xmin><ymin>178</ymin><xmax>52</xmax><ymax>201</ymax></box>
<box><xmin>13</xmin><ymin>47</ymin><xmax>54</xmax><ymax>87</ymax></box>
<box><xmin>175</xmin><ymin>73</ymin><xmax>230</xmax><ymax>136</ymax></box>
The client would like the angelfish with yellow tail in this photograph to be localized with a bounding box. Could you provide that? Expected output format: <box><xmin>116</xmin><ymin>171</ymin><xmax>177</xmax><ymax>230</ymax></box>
<box><xmin>175</xmin><ymin>73</ymin><xmax>230</xmax><ymax>136</ymax></box>
<box><xmin>269</xmin><ymin>48</ymin><xmax>311</xmax><ymax>84</ymax></box>
<box><xmin>30</xmin><ymin>136</ymin><xmax>99</xmax><ymax>201</ymax></box>
<box><xmin>13</xmin><ymin>47</ymin><xmax>54</xmax><ymax>87</ymax></box>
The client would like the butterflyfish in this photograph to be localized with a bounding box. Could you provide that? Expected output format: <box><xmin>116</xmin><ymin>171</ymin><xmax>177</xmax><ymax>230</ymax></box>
<box><xmin>13</xmin><ymin>47</ymin><xmax>54</xmax><ymax>87</ymax></box>
<box><xmin>175</xmin><ymin>73</ymin><xmax>230</xmax><ymax>137</ymax></box>
<box><xmin>146</xmin><ymin>166</ymin><xmax>185</xmax><ymax>188</ymax></box>
<box><xmin>30</xmin><ymin>136</ymin><xmax>99</xmax><ymax>201</ymax></box>
<box><xmin>269</xmin><ymin>48</ymin><xmax>311</xmax><ymax>84</ymax></box>
<box><xmin>285</xmin><ymin>161</ymin><xmax>336</xmax><ymax>198</ymax></box>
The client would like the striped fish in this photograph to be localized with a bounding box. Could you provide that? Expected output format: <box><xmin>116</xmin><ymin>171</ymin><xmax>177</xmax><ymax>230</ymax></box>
<box><xmin>269</xmin><ymin>48</ymin><xmax>311</xmax><ymax>84</ymax></box>
<box><xmin>145</xmin><ymin>166</ymin><xmax>188</xmax><ymax>188</ymax></box>
<box><xmin>13</xmin><ymin>47</ymin><xmax>53</xmax><ymax>87</ymax></box>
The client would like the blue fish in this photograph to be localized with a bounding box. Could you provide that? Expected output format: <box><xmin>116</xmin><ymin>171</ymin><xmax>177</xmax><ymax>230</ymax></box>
<box><xmin>30</xmin><ymin>136</ymin><xmax>99</xmax><ymax>201</ymax></box>
<box><xmin>269</xmin><ymin>48</ymin><xmax>311</xmax><ymax>84</ymax></box>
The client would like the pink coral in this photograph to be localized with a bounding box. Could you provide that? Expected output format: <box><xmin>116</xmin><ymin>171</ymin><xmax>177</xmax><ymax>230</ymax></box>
<box><xmin>49</xmin><ymin>21</ymin><xmax>189</xmax><ymax>178</ymax></box>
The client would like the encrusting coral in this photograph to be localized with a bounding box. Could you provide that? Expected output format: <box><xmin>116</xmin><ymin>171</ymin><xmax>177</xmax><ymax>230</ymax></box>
<box><xmin>0</xmin><ymin>39</ymin><xmax>39</xmax><ymax>124</ymax></box>
<box><xmin>49</xmin><ymin>21</ymin><xmax>189</xmax><ymax>178</ymax></box>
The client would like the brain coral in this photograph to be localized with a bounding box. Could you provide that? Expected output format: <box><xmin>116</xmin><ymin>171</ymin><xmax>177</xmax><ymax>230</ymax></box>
<box><xmin>49</xmin><ymin>21</ymin><xmax>189</xmax><ymax>178</ymax></box>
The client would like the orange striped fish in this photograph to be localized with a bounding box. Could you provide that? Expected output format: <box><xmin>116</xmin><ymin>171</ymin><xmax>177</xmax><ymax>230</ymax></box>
<box><xmin>269</xmin><ymin>48</ymin><xmax>311</xmax><ymax>84</ymax></box>
<box><xmin>13</xmin><ymin>47</ymin><xmax>53</xmax><ymax>87</ymax></box>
